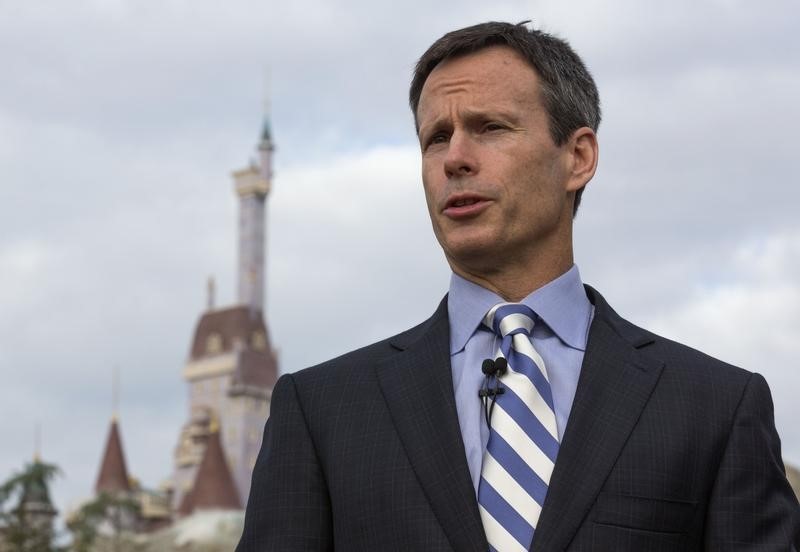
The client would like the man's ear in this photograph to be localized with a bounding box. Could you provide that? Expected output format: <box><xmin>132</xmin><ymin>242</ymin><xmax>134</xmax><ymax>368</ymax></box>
<box><xmin>565</xmin><ymin>127</ymin><xmax>598</xmax><ymax>193</ymax></box>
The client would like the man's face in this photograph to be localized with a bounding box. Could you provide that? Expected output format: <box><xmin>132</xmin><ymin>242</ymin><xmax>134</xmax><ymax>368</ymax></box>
<box><xmin>416</xmin><ymin>46</ymin><xmax>578</xmax><ymax>278</ymax></box>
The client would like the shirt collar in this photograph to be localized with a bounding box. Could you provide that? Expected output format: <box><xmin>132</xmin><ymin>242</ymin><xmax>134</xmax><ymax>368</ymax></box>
<box><xmin>447</xmin><ymin>264</ymin><xmax>592</xmax><ymax>355</ymax></box>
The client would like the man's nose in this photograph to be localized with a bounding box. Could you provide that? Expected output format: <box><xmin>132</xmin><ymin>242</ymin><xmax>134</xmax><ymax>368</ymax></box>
<box><xmin>443</xmin><ymin>131</ymin><xmax>479</xmax><ymax>179</ymax></box>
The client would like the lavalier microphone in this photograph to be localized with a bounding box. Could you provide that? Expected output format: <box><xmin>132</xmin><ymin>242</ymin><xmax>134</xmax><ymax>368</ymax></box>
<box><xmin>478</xmin><ymin>357</ymin><xmax>508</xmax><ymax>424</ymax></box>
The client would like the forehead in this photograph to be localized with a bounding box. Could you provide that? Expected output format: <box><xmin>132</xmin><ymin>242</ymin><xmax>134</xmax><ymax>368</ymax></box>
<box><xmin>418</xmin><ymin>46</ymin><xmax>542</xmax><ymax>119</ymax></box>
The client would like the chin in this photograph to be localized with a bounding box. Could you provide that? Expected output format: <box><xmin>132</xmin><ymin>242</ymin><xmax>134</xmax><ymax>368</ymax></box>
<box><xmin>444</xmin><ymin>240</ymin><xmax>498</xmax><ymax>270</ymax></box>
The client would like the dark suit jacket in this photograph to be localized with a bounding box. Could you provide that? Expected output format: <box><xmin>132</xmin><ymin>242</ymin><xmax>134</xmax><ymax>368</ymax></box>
<box><xmin>238</xmin><ymin>287</ymin><xmax>800</xmax><ymax>551</ymax></box>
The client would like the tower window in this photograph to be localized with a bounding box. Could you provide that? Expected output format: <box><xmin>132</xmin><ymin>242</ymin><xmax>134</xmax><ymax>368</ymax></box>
<box><xmin>206</xmin><ymin>332</ymin><xmax>223</xmax><ymax>354</ymax></box>
<box><xmin>251</xmin><ymin>331</ymin><xmax>267</xmax><ymax>351</ymax></box>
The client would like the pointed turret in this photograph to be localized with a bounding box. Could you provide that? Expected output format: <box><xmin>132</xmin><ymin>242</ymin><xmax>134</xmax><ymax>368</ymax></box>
<box><xmin>259</xmin><ymin>112</ymin><xmax>273</xmax><ymax>144</ymax></box>
<box><xmin>232</xmin><ymin>112</ymin><xmax>274</xmax><ymax>314</ymax></box>
<box><xmin>258</xmin><ymin>113</ymin><xmax>274</xmax><ymax>182</ymax></box>
<box><xmin>258</xmin><ymin>102</ymin><xmax>275</xmax><ymax>178</ymax></box>
<box><xmin>207</xmin><ymin>276</ymin><xmax>216</xmax><ymax>311</ymax></box>
<box><xmin>13</xmin><ymin>459</ymin><xmax>59</xmax><ymax>545</ymax></box>
<box><xmin>95</xmin><ymin>418</ymin><xmax>131</xmax><ymax>494</ymax></box>
<box><xmin>178</xmin><ymin>419</ymin><xmax>241</xmax><ymax>515</ymax></box>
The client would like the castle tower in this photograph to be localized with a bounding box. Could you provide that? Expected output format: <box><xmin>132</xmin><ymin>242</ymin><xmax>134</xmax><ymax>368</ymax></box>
<box><xmin>178</xmin><ymin>418</ymin><xmax>241</xmax><ymax>516</ymax></box>
<box><xmin>15</xmin><ymin>459</ymin><xmax>58</xmax><ymax>547</ymax></box>
<box><xmin>172</xmin><ymin>115</ymin><xmax>278</xmax><ymax>512</ymax></box>
<box><xmin>233</xmin><ymin>113</ymin><xmax>273</xmax><ymax>313</ymax></box>
<box><xmin>95</xmin><ymin>418</ymin><xmax>131</xmax><ymax>494</ymax></box>
<box><xmin>89</xmin><ymin>416</ymin><xmax>157</xmax><ymax>531</ymax></box>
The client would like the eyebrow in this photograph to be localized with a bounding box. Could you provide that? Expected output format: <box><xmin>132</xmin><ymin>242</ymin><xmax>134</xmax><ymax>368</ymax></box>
<box><xmin>418</xmin><ymin>107</ymin><xmax>521</xmax><ymax>138</ymax></box>
<box><xmin>417</xmin><ymin>117</ymin><xmax>450</xmax><ymax>140</ymax></box>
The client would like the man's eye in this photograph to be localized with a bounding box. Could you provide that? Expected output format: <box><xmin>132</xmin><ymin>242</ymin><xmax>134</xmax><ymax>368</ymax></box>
<box><xmin>484</xmin><ymin>122</ymin><xmax>505</xmax><ymax>132</ymax></box>
<box><xmin>427</xmin><ymin>134</ymin><xmax>449</xmax><ymax>147</ymax></box>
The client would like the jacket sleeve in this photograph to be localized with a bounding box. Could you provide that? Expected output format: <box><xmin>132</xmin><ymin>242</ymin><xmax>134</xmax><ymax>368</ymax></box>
<box><xmin>704</xmin><ymin>372</ymin><xmax>800</xmax><ymax>550</ymax></box>
<box><xmin>237</xmin><ymin>373</ymin><xmax>334</xmax><ymax>551</ymax></box>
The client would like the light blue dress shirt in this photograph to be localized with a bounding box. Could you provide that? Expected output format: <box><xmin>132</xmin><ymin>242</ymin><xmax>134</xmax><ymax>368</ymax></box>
<box><xmin>447</xmin><ymin>265</ymin><xmax>594</xmax><ymax>493</ymax></box>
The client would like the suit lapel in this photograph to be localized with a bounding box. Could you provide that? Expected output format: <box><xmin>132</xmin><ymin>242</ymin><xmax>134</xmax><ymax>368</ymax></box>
<box><xmin>532</xmin><ymin>288</ymin><xmax>665</xmax><ymax>551</ymax></box>
<box><xmin>375</xmin><ymin>297</ymin><xmax>487</xmax><ymax>552</ymax></box>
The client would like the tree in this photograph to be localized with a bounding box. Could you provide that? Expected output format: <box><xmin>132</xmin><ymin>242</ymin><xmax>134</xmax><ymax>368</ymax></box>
<box><xmin>0</xmin><ymin>460</ymin><xmax>60</xmax><ymax>552</ymax></box>
<box><xmin>66</xmin><ymin>493</ymin><xmax>139</xmax><ymax>552</ymax></box>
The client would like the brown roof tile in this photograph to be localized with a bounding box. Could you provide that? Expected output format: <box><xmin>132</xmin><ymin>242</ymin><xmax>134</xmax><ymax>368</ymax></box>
<box><xmin>189</xmin><ymin>305</ymin><xmax>278</xmax><ymax>389</ymax></box>
<box><xmin>95</xmin><ymin>419</ymin><xmax>131</xmax><ymax>494</ymax></box>
<box><xmin>178</xmin><ymin>424</ymin><xmax>241</xmax><ymax>515</ymax></box>
<box><xmin>232</xmin><ymin>349</ymin><xmax>278</xmax><ymax>389</ymax></box>
<box><xmin>189</xmin><ymin>306</ymin><xmax>267</xmax><ymax>360</ymax></box>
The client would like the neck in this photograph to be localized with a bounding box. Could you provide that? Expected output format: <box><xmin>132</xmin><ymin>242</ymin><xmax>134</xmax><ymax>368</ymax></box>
<box><xmin>450</xmin><ymin>248</ymin><xmax>574</xmax><ymax>302</ymax></box>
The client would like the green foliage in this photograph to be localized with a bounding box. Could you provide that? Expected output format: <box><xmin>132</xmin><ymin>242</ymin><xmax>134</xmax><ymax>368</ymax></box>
<box><xmin>0</xmin><ymin>460</ymin><xmax>60</xmax><ymax>552</ymax></box>
<box><xmin>65</xmin><ymin>493</ymin><xmax>140</xmax><ymax>552</ymax></box>
<box><xmin>0</xmin><ymin>461</ymin><xmax>60</xmax><ymax>507</ymax></box>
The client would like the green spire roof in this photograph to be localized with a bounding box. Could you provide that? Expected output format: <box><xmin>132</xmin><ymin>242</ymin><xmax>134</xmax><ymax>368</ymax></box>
<box><xmin>259</xmin><ymin>114</ymin><xmax>272</xmax><ymax>143</ymax></box>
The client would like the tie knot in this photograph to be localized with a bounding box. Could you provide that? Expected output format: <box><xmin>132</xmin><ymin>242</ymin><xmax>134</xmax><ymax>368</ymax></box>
<box><xmin>483</xmin><ymin>303</ymin><xmax>537</xmax><ymax>338</ymax></box>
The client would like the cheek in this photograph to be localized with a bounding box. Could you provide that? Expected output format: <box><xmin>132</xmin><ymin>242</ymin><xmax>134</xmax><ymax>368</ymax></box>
<box><xmin>421</xmin><ymin>166</ymin><xmax>442</xmax><ymax>206</ymax></box>
<box><xmin>518</xmin><ymin>155</ymin><xmax>562</xmax><ymax>198</ymax></box>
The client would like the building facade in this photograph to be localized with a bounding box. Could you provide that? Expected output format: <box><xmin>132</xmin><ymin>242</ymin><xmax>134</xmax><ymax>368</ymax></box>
<box><xmin>171</xmin><ymin>116</ymin><xmax>279</xmax><ymax>512</ymax></box>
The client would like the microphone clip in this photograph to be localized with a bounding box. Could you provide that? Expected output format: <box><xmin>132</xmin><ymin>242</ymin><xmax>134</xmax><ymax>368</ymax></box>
<box><xmin>478</xmin><ymin>387</ymin><xmax>505</xmax><ymax>399</ymax></box>
<box><xmin>478</xmin><ymin>357</ymin><xmax>507</xmax><ymax>425</ymax></box>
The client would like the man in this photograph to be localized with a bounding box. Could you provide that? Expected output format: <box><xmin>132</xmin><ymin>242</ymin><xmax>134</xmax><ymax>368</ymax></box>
<box><xmin>238</xmin><ymin>21</ymin><xmax>799</xmax><ymax>551</ymax></box>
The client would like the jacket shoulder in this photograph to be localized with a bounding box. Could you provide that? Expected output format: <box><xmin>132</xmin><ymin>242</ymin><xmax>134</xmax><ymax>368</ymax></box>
<box><xmin>287</xmin><ymin>296</ymin><xmax>448</xmax><ymax>388</ymax></box>
<box><xmin>586</xmin><ymin>285</ymin><xmax>753</xmax><ymax>387</ymax></box>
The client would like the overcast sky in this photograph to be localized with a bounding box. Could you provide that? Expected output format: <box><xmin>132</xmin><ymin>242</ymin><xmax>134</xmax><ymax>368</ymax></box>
<box><xmin>1</xmin><ymin>0</ymin><xmax>798</xmax><ymax>520</ymax></box>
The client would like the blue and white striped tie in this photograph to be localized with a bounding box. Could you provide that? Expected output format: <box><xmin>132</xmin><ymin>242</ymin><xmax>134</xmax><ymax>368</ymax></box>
<box><xmin>478</xmin><ymin>303</ymin><xmax>560</xmax><ymax>552</ymax></box>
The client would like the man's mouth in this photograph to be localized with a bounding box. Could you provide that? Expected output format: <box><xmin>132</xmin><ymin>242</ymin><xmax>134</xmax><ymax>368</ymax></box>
<box><xmin>443</xmin><ymin>194</ymin><xmax>492</xmax><ymax>219</ymax></box>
